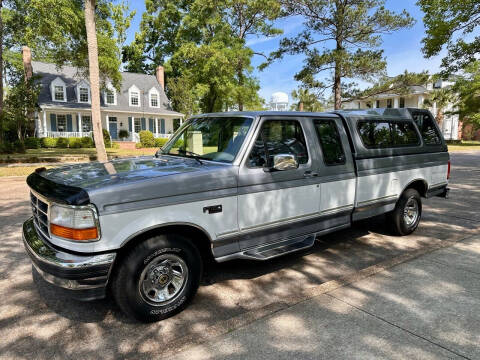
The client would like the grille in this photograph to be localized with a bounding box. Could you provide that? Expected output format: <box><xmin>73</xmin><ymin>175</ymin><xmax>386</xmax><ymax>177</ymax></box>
<box><xmin>30</xmin><ymin>192</ymin><xmax>50</xmax><ymax>237</ymax></box>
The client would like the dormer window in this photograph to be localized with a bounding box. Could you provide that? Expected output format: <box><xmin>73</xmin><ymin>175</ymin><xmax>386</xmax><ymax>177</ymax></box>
<box><xmin>106</xmin><ymin>89</ymin><xmax>115</xmax><ymax>104</ymax></box>
<box><xmin>54</xmin><ymin>86</ymin><xmax>65</xmax><ymax>101</ymax></box>
<box><xmin>149</xmin><ymin>88</ymin><xmax>160</xmax><ymax>108</ymax></box>
<box><xmin>79</xmin><ymin>87</ymin><xmax>89</xmax><ymax>102</ymax></box>
<box><xmin>129</xmin><ymin>85</ymin><xmax>140</xmax><ymax>107</ymax></box>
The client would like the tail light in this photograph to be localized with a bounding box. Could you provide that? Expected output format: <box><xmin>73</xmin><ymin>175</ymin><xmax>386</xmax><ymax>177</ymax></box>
<box><xmin>447</xmin><ymin>160</ymin><xmax>451</xmax><ymax>180</ymax></box>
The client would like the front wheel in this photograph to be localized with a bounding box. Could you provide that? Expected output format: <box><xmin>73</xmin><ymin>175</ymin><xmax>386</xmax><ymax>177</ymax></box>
<box><xmin>387</xmin><ymin>188</ymin><xmax>422</xmax><ymax>236</ymax></box>
<box><xmin>111</xmin><ymin>234</ymin><xmax>202</xmax><ymax>323</ymax></box>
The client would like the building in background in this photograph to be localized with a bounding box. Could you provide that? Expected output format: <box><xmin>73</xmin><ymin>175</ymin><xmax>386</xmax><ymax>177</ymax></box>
<box><xmin>343</xmin><ymin>80</ymin><xmax>460</xmax><ymax>140</ymax></box>
<box><xmin>32</xmin><ymin>61</ymin><xmax>183</xmax><ymax>142</ymax></box>
<box><xmin>269</xmin><ymin>92</ymin><xmax>289</xmax><ymax>111</ymax></box>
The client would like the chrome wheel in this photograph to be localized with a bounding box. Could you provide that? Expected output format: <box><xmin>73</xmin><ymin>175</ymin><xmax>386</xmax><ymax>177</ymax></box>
<box><xmin>403</xmin><ymin>197</ymin><xmax>419</xmax><ymax>227</ymax></box>
<box><xmin>139</xmin><ymin>254</ymin><xmax>188</xmax><ymax>306</ymax></box>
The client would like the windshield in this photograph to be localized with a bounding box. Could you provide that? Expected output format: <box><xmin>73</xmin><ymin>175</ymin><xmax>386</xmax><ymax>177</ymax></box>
<box><xmin>160</xmin><ymin>117</ymin><xmax>253</xmax><ymax>163</ymax></box>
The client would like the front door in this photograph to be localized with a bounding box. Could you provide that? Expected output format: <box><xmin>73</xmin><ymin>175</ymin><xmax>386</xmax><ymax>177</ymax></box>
<box><xmin>237</xmin><ymin>117</ymin><xmax>321</xmax><ymax>250</ymax></box>
<box><xmin>109</xmin><ymin>117</ymin><xmax>118</xmax><ymax>139</ymax></box>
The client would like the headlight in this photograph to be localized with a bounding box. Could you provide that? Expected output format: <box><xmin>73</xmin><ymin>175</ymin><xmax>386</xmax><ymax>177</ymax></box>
<box><xmin>50</xmin><ymin>204</ymin><xmax>100</xmax><ymax>241</ymax></box>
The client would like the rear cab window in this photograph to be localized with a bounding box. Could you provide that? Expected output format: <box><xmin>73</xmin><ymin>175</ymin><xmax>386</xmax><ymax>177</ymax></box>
<box><xmin>411</xmin><ymin>112</ymin><xmax>442</xmax><ymax>145</ymax></box>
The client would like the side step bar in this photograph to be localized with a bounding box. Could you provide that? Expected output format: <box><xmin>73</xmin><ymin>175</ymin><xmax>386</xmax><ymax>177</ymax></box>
<box><xmin>239</xmin><ymin>235</ymin><xmax>315</xmax><ymax>261</ymax></box>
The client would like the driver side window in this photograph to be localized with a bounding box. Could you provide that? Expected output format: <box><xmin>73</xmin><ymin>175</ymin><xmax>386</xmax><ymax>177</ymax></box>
<box><xmin>248</xmin><ymin>120</ymin><xmax>309</xmax><ymax>168</ymax></box>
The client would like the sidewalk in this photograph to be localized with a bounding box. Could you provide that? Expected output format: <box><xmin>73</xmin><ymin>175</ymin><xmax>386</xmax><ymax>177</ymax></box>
<box><xmin>167</xmin><ymin>235</ymin><xmax>480</xmax><ymax>360</ymax></box>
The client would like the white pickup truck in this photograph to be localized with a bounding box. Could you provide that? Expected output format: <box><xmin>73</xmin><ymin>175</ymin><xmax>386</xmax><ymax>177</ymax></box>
<box><xmin>23</xmin><ymin>108</ymin><xmax>450</xmax><ymax>322</ymax></box>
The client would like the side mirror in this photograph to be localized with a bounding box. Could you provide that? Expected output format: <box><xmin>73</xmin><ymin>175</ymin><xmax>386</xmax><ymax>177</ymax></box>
<box><xmin>272</xmin><ymin>154</ymin><xmax>298</xmax><ymax>171</ymax></box>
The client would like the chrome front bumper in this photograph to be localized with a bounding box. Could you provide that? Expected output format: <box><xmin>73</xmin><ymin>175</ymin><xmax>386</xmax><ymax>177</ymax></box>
<box><xmin>22</xmin><ymin>217</ymin><xmax>116</xmax><ymax>301</ymax></box>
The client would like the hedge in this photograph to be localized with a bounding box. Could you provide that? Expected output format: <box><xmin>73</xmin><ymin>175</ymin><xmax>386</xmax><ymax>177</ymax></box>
<box><xmin>139</xmin><ymin>130</ymin><xmax>155</xmax><ymax>147</ymax></box>
<box><xmin>24</xmin><ymin>137</ymin><xmax>42</xmax><ymax>149</ymax></box>
<box><xmin>154</xmin><ymin>137</ymin><xmax>169</xmax><ymax>148</ymax></box>
<box><xmin>41</xmin><ymin>137</ymin><xmax>58</xmax><ymax>148</ymax></box>
<box><xmin>57</xmin><ymin>137</ymin><xmax>69</xmax><ymax>148</ymax></box>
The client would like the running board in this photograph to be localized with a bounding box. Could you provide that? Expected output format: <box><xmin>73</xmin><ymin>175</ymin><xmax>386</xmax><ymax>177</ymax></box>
<box><xmin>242</xmin><ymin>235</ymin><xmax>316</xmax><ymax>260</ymax></box>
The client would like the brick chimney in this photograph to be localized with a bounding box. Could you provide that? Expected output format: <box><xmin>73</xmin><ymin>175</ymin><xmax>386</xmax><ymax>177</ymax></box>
<box><xmin>156</xmin><ymin>65</ymin><xmax>165</xmax><ymax>90</ymax></box>
<box><xmin>22</xmin><ymin>46</ymin><xmax>33</xmax><ymax>82</ymax></box>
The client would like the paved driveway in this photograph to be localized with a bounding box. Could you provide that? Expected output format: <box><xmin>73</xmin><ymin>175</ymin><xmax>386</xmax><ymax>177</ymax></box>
<box><xmin>0</xmin><ymin>152</ymin><xmax>479</xmax><ymax>360</ymax></box>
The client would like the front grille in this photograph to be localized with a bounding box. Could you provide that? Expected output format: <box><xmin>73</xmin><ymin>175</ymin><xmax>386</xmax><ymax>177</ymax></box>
<box><xmin>31</xmin><ymin>192</ymin><xmax>50</xmax><ymax>237</ymax></box>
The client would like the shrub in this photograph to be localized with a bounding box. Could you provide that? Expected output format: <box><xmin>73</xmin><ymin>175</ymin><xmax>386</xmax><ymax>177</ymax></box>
<box><xmin>80</xmin><ymin>136</ymin><xmax>94</xmax><ymax>148</ymax></box>
<box><xmin>135</xmin><ymin>142</ymin><xmax>143</xmax><ymax>149</ymax></box>
<box><xmin>154</xmin><ymin>137</ymin><xmax>169</xmax><ymax>148</ymax></box>
<box><xmin>41</xmin><ymin>137</ymin><xmax>58</xmax><ymax>148</ymax></box>
<box><xmin>57</xmin><ymin>137</ymin><xmax>69</xmax><ymax>148</ymax></box>
<box><xmin>1</xmin><ymin>141</ymin><xmax>25</xmax><ymax>154</ymax></box>
<box><xmin>103</xmin><ymin>129</ymin><xmax>112</xmax><ymax>148</ymax></box>
<box><xmin>68</xmin><ymin>137</ymin><xmax>82</xmax><ymax>149</ymax></box>
<box><xmin>139</xmin><ymin>130</ymin><xmax>155</xmax><ymax>147</ymax></box>
<box><xmin>172</xmin><ymin>138</ymin><xmax>184</xmax><ymax>149</ymax></box>
<box><xmin>24</xmin><ymin>137</ymin><xmax>42</xmax><ymax>149</ymax></box>
<box><xmin>111</xmin><ymin>142</ymin><xmax>120</xmax><ymax>149</ymax></box>
<box><xmin>118</xmin><ymin>129</ymin><xmax>129</xmax><ymax>140</ymax></box>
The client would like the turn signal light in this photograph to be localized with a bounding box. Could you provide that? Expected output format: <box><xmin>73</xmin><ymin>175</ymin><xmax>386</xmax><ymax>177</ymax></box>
<box><xmin>50</xmin><ymin>224</ymin><xmax>98</xmax><ymax>241</ymax></box>
<box><xmin>447</xmin><ymin>160</ymin><xmax>451</xmax><ymax>179</ymax></box>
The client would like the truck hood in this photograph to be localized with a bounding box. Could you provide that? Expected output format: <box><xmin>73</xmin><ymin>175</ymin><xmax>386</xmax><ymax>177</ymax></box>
<box><xmin>30</xmin><ymin>156</ymin><xmax>238</xmax><ymax>214</ymax></box>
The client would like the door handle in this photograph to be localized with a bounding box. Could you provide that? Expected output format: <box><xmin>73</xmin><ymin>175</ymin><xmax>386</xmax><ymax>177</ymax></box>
<box><xmin>304</xmin><ymin>171</ymin><xmax>318</xmax><ymax>178</ymax></box>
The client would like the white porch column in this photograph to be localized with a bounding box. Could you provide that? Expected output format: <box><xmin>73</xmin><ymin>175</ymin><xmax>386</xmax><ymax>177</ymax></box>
<box><xmin>155</xmin><ymin>118</ymin><xmax>159</xmax><ymax>136</ymax></box>
<box><xmin>131</xmin><ymin>117</ymin><xmax>135</xmax><ymax>141</ymax></box>
<box><xmin>42</xmin><ymin>110</ymin><xmax>47</xmax><ymax>137</ymax></box>
<box><xmin>418</xmin><ymin>95</ymin><xmax>424</xmax><ymax>108</ymax></box>
<box><xmin>180</xmin><ymin>117</ymin><xmax>184</xmax><ymax>126</ymax></box>
<box><xmin>393</xmin><ymin>97</ymin><xmax>399</xmax><ymax>108</ymax></box>
<box><xmin>106</xmin><ymin>114</ymin><xmax>109</xmax><ymax>135</ymax></box>
<box><xmin>78</xmin><ymin>113</ymin><xmax>82</xmax><ymax>137</ymax></box>
<box><xmin>373</xmin><ymin>100</ymin><xmax>377</xmax><ymax>108</ymax></box>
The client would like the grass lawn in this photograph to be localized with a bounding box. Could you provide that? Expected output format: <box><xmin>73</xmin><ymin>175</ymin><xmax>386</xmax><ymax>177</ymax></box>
<box><xmin>448</xmin><ymin>141</ymin><xmax>480</xmax><ymax>152</ymax></box>
<box><xmin>0</xmin><ymin>166</ymin><xmax>54</xmax><ymax>177</ymax></box>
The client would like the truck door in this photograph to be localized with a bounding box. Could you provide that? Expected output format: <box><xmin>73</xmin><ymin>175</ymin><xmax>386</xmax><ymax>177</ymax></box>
<box><xmin>237</xmin><ymin>116</ymin><xmax>321</xmax><ymax>250</ymax></box>
<box><xmin>311</xmin><ymin>118</ymin><xmax>356</xmax><ymax>221</ymax></box>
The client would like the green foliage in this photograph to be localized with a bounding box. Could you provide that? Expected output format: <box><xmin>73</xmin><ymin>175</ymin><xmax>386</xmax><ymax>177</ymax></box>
<box><xmin>418</xmin><ymin>0</ymin><xmax>480</xmax><ymax>74</ymax></box>
<box><xmin>118</xmin><ymin>129</ymin><xmax>129</xmax><ymax>140</ymax></box>
<box><xmin>111</xmin><ymin>141</ymin><xmax>120</xmax><ymax>149</ymax></box>
<box><xmin>139</xmin><ymin>130</ymin><xmax>155</xmax><ymax>148</ymax></box>
<box><xmin>68</xmin><ymin>137</ymin><xmax>82</xmax><ymax>149</ymax></box>
<box><xmin>41</xmin><ymin>137</ymin><xmax>58</xmax><ymax>148</ymax></box>
<box><xmin>24</xmin><ymin>137</ymin><xmax>42</xmax><ymax>149</ymax></box>
<box><xmin>263</xmin><ymin>0</ymin><xmax>414</xmax><ymax>109</ymax></box>
<box><xmin>450</xmin><ymin>61</ymin><xmax>480</xmax><ymax>130</ymax></box>
<box><xmin>56</xmin><ymin>137</ymin><xmax>69</xmax><ymax>148</ymax></box>
<box><xmin>102</xmin><ymin>129</ymin><xmax>112</xmax><ymax>148</ymax></box>
<box><xmin>290</xmin><ymin>88</ymin><xmax>325</xmax><ymax>112</ymax></box>
<box><xmin>80</xmin><ymin>136</ymin><xmax>94</xmax><ymax>148</ymax></box>
<box><xmin>154</xmin><ymin>137</ymin><xmax>169</xmax><ymax>148</ymax></box>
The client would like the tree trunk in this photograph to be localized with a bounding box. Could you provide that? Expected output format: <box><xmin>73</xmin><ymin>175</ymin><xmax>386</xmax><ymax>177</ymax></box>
<box><xmin>299</xmin><ymin>102</ymin><xmax>304</xmax><ymax>111</ymax></box>
<box><xmin>85</xmin><ymin>0</ymin><xmax>108</xmax><ymax>163</ymax></box>
<box><xmin>0</xmin><ymin>0</ymin><xmax>4</xmax><ymax>147</ymax></box>
<box><xmin>237</xmin><ymin>65</ymin><xmax>244</xmax><ymax>111</ymax></box>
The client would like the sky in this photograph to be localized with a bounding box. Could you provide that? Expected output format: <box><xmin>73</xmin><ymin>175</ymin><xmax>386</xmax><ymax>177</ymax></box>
<box><xmin>124</xmin><ymin>0</ymin><xmax>446</xmax><ymax>105</ymax></box>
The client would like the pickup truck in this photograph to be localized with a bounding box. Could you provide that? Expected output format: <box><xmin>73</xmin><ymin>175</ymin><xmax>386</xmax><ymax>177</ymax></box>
<box><xmin>23</xmin><ymin>108</ymin><xmax>450</xmax><ymax>322</ymax></box>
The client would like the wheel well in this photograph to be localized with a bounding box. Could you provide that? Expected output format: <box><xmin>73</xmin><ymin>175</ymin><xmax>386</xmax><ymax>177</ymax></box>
<box><xmin>405</xmin><ymin>179</ymin><xmax>428</xmax><ymax>197</ymax></box>
<box><xmin>117</xmin><ymin>224</ymin><xmax>214</xmax><ymax>264</ymax></box>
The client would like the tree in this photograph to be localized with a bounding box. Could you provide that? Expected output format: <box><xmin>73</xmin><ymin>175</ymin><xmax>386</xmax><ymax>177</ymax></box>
<box><xmin>418</xmin><ymin>0</ymin><xmax>480</xmax><ymax>74</ymax></box>
<box><xmin>263</xmin><ymin>0</ymin><xmax>414</xmax><ymax>109</ymax></box>
<box><xmin>290</xmin><ymin>88</ymin><xmax>325</xmax><ymax>112</ymax></box>
<box><xmin>85</xmin><ymin>0</ymin><xmax>107</xmax><ymax>162</ymax></box>
<box><xmin>450</xmin><ymin>61</ymin><xmax>480</xmax><ymax>131</ymax></box>
<box><xmin>423</xmin><ymin>88</ymin><xmax>456</xmax><ymax>129</ymax></box>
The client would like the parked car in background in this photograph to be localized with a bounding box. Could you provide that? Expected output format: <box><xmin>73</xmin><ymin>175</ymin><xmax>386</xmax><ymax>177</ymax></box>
<box><xmin>23</xmin><ymin>108</ymin><xmax>449</xmax><ymax>322</ymax></box>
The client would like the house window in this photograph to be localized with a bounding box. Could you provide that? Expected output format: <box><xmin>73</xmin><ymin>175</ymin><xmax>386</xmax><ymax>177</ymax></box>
<box><xmin>150</xmin><ymin>93</ymin><xmax>159</xmax><ymax>107</ymax></box>
<box><xmin>82</xmin><ymin>116</ymin><xmax>92</xmax><ymax>132</ymax></box>
<box><xmin>134</xmin><ymin>118</ymin><xmax>141</xmax><ymax>133</ymax></box>
<box><xmin>399</xmin><ymin>97</ymin><xmax>405</xmax><ymax>108</ymax></box>
<box><xmin>387</xmin><ymin>99</ymin><xmax>392</xmax><ymax>108</ymax></box>
<box><xmin>54</xmin><ymin>86</ymin><xmax>65</xmax><ymax>101</ymax></box>
<box><xmin>130</xmin><ymin>91</ymin><xmax>139</xmax><ymax>106</ymax></box>
<box><xmin>375</xmin><ymin>100</ymin><xmax>380</xmax><ymax>108</ymax></box>
<box><xmin>79</xmin><ymin>87</ymin><xmax>89</xmax><ymax>102</ymax></box>
<box><xmin>57</xmin><ymin>115</ymin><xmax>67</xmax><ymax>132</ymax></box>
<box><xmin>106</xmin><ymin>89</ymin><xmax>115</xmax><ymax>105</ymax></box>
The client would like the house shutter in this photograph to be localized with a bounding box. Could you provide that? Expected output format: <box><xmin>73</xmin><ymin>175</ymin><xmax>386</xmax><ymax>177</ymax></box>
<box><xmin>149</xmin><ymin>118</ymin><xmax>154</xmax><ymax>132</ymax></box>
<box><xmin>66</xmin><ymin>114</ymin><xmax>73</xmax><ymax>132</ymax></box>
<box><xmin>76</xmin><ymin>114</ymin><xmax>80</xmax><ymax>131</ymax></box>
<box><xmin>50</xmin><ymin>114</ymin><xmax>57</xmax><ymax>131</ymax></box>
<box><xmin>128</xmin><ymin>117</ymin><xmax>132</xmax><ymax>132</ymax></box>
<box><xmin>141</xmin><ymin>118</ymin><xmax>146</xmax><ymax>130</ymax></box>
<box><xmin>160</xmin><ymin>118</ymin><xmax>165</xmax><ymax>133</ymax></box>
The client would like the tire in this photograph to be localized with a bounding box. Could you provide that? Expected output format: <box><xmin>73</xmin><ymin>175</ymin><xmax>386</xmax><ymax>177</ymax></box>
<box><xmin>387</xmin><ymin>188</ymin><xmax>422</xmax><ymax>236</ymax></box>
<box><xmin>111</xmin><ymin>233</ymin><xmax>202</xmax><ymax>323</ymax></box>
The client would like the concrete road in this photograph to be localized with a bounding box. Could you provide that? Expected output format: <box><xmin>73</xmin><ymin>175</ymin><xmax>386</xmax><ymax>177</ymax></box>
<box><xmin>0</xmin><ymin>152</ymin><xmax>479</xmax><ymax>360</ymax></box>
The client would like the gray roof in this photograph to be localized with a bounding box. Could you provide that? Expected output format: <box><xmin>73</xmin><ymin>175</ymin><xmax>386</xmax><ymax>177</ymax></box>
<box><xmin>32</xmin><ymin>61</ymin><xmax>183</xmax><ymax>116</ymax></box>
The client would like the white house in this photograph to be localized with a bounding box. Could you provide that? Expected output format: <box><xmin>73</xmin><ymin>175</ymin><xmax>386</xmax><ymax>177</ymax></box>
<box><xmin>269</xmin><ymin>92</ymin><xmax>289</xmax><ymax>111</ymax></box>
<box><xmin>32</xmin><ymin>61</ymin><xmax>184</xmax><ymax>142</ymax></box>
<box><xmin>343</xmin><ymin>80</ymin><xmax>460</xmax><ymax>140</ymax></box>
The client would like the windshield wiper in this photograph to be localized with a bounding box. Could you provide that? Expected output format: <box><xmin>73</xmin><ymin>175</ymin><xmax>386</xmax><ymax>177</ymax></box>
<box><xmin>177</xmin><ymin>149</ymin><xmax>204</xmax><ymax>164</ymax></box>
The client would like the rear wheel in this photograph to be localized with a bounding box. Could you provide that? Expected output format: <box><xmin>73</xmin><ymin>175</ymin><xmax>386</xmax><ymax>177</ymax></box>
<box><xmin>111</xmin><ymin>233</ymin><xmax>202</xmax><ymax>323</ymax></box>
<box><xmin>387</xmin><ymin>188</ymin><xmax>422</xmax><ymax>236</ymax></box>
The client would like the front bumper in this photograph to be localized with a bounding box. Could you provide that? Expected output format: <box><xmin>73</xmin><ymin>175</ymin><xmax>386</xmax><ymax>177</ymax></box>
<box><xmin>22</xmin><ymin>217</ymin><xmax>116</xmax><ymax>301</ymax></box>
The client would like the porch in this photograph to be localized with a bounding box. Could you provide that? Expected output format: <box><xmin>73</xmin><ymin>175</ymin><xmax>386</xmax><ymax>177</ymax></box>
<box><xmin>36</xmin><ymin>109</ymin><xmax>182</xmax><ymax>142</ymax></box>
